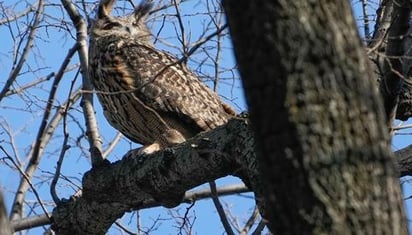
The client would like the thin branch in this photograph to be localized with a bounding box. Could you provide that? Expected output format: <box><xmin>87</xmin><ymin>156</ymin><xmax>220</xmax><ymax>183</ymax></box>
<box><xmin>184</xmin><ymin>183</ymin><xmax>249</xmax><ymax>202</ymax></box>
<box><xmin>6</xmin><ymin>72</ymin><xmax>55</xmax><ymax>97</ymax></box>
<box><xmin>251</xmin><ymin>219</ymin><xmax>267</xmax><ymax>235</ymax></box>
<box><xmin>9</xmin><ymin>214</ymin><xmax>50</xmax><ymax>232</ymax></box>
<box><xmin>102</xmin><ymin>132</ymin><xmax>123</xmax><ymax>159</ymax></box>
<box><xmin>186</xmin><ymin>24</ymin><xmax>227</xmax><ymax>61</ymax></box>
<box><xmin>60</xmin><ymin>0</ymin><xmax>104</xmax><ymax>167</ymax></box>
<box><xmin>361</xmin><ymin>0</ymin><xmax>370</xmax><ymax>40</ymax></box>
<box><xmin>178</xmin><ymin>201</ymin><xmax>195</xmax><ymax>235</ymax></box>
<box><xmin>4</xmin><ymin>64</ymin><xmax>79</xmax><ymax>97</ymax></box>
<box><xmin>0</xmin><ymin>0</ymin><xmax>44</xmax><ymax>103</ymax></box>
<box><xmin>50</xmin><ymin>77</ymin><xmax>77</xmax><ymax>204</ymax></box>
<box><xmin>213</xmin><ymin>15</ymin><xmax>222</xmax><ymax>92</ymax></box>
<box><xmin>0</xmin><ymin>120</ymin><xmax>22</xmax><ymax>166</ymax></box>
<box><xmin>393</xmin><ymin>123</ymin><xmax>412</xmax><ymax>130</ymax></box>
<box><xmin>1</xmin><ymin>147</ymin><xmax>50</xmax><ymax>219</ymax></box>
<box><xmin>0</xmin><ymin>2</ymin><xmax>38</xmax><ymax>25</ymax></box>
<box><xmin>9</xmin><ymin>43</ymin><xmax>79</xmax><ymax>221</ymax></box>
<box><xmin>240</xmin><ymin>206</ymin><xmax>259</xmax><ymax>235</ymax></box>
<box><xmin>172</xmin><ymin>0</ymin><xmax>188</xmax><ymax>58</ymax></box>
<box><xmin>209</xmin><ymin>181</ymin><xmax>235</xmax><ymax>235</ymax></box>
<box><xmin>114</xmin><ymin>221</ymin><xmax>136</xmax><ymax>235</ymax></box>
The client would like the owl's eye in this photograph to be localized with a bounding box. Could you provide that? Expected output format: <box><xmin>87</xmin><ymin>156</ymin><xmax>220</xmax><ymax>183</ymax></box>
<box><xmin>102</xmin><ymin>22</ymin><xmax>122</xmax><ymax>30</ymax></box>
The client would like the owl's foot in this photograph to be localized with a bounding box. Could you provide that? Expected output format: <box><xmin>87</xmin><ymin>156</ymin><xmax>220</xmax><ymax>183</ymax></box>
<box><xmin>138</xmin><ymin>142</ymin><xmax>161</xmax><ymax>155</ymax></box>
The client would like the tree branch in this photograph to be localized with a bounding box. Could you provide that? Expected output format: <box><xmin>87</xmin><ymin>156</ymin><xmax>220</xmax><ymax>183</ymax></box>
<box><xmin>11</xmin><ymin>183</ymin><xmax>248</xmax><ymax>232</ymax></box>
<box><xmin>209</xmin><ymin>181</ymin><xmax>235</xmax><ymax>235</ymax></box>
<box><xmin>9</xmin><ymin>114</ymin><xmax>412</xmax><ymax>233</ymax></box>
<box><xmin>60</xmin><ymin>0</ymin><xmax>104</xmax><ymax>167</ymax></box>
<box><xmin>0</xmin><ymin>0</ymin><xmax>44</xmax><ymax>103</ymax></box>
<box><xmin>379</xmin><ymin>0</ymin><xmax>411</xmax><ymax>124</ymax></box>
<box><xmin>9</xmin><ymin>43</ymin><xmax>79</xmax><ymax>221</ymax></box>
<box><xmin>0</xmin><ymin>192</ymin><xmax>12</xmax><ymax>235</ymax></box>
<box><xmin>50</xmin><ymin>118</ymin><xmax>255</xmax><ymax>234</ymax></box>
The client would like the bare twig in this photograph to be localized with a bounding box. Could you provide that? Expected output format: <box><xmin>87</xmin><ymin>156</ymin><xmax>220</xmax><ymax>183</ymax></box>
<box><xmin>50</xmin><ymin>75</ymin><xmax>77</xmax><ymax>204</ymax></box>
<box><xmin>172</xmin><ymin>0</ymin><xmax>188</xmax><ymax>57</ymax></box>
<box><xmin>209</xmin><ymin>181</ymin><xmax>235</xmax><ymax>235</ymax></box>
<box><xmin>213</xmin><ymin>24</ymin><xmax>222</xmax><ymax>92</ymax></box>
<box><xmin>240</xmin><ymin>206</ymin><xmax>260</xmax><ymax>235</ymax></box>
<box><xmin>0</xmin><ymin>120</ymin><xmax>22</xmax><ymax>166</ymax></box>
<box><xmin>4</xmin><ymin>64</ymin><xmax>79</xmax><ymax>97</ymax></box>
<box><xmin>0</xmin><ymin>0</ymin><xmax>44</xmax><ymax>103</ymax></box>
<box><xmin>9</xmin><ymin>43</ymin><xmax>79</xmax><ymax>221</ymax></box>
<box><xmin>114</xmin><ymin>220</ymin><xmax>136</xmax><ymax>235</ymax></box>
<box><xmin>186</xmin><ymin>24</ymin><xmax>227</xmax><ymax>61</ymax></box>
<box><xmin>251</xmin><ymin>219</ymin><xmax>267</xmax><ymax>235</ymax></box>
<box><xmin>0</xmin><ymin>1</ymin><xmax>38</xmax><ymax>25</ymax></box>
<box><xmin>204</xmin><ymin>0</ymin><xmax>224</xmax><ymax>92</ymax></box>
<box><xmin>1</xmin><ymin>147</ymin><xmax>51</xmax><ymax>220</ymax></box>
<box><xmin>178</xmin><ymin>200</ymin><xmax>196</xmax><ymax>235</ymax></box>
<box><xmin>102</xmin><ymin>132</ymin><xmax>123</xmax><ymax>159</ymax></box>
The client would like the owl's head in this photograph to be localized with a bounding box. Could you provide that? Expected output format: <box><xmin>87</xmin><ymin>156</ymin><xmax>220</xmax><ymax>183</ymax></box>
<box><xmin>90</xmin><ymin>0</ymin><xmax>153</xmax><ymax>44</ymax></box>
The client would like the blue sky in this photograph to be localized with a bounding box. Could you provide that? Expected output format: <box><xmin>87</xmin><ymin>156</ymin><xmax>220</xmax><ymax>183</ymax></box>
<box><xmin>0</xmin><ymin>0</ymin><xmax>411</xmax><ymax>234</ymax></box>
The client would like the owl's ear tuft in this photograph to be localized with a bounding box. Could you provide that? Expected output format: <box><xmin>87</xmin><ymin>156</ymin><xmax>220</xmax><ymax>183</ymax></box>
<box><xmin>98</xmin><ymin>0</ymin><xmax>116</xmax><ymax>19</ymax></box>
<box><xmin>134</xmin><ymin>0</ymin><xmax>153</xmax><ymax>22</ymax></box>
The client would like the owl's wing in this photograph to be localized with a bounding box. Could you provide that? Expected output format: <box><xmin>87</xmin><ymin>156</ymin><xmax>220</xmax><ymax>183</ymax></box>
<box><xmin>118</xmin><ymin>42</ymin><xmax>235</xmax><ymax>131</ymax></box>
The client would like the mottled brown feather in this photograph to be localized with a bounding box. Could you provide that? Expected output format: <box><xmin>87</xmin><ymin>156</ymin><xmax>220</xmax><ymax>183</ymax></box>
<box><xmin>89</xmin><ymin>1</ymin><xmax>235</xmax><ymax>151</ymax></box>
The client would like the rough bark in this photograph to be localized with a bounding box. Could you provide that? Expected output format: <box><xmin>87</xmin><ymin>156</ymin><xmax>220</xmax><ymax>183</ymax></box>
<box><xmin>51</xmin><ymin>118</ymin><xmax>262</xmax><ymax>234</ymax></box>
<box><xmin>223</xmin><ymin>0</ymin><xmax>407</xmax><ymax>234</ymax></box>
<box><xmin>396</xmin><ymin>145</ymin><xmax>412</xmax><ymax>177</ymax></box>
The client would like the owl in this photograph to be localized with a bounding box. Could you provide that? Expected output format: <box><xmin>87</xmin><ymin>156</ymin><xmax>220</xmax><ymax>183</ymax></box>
<box><xmin>88</xmin><ymin>0</ymin><xmax>235</xmax><ymax>154</ymax></box>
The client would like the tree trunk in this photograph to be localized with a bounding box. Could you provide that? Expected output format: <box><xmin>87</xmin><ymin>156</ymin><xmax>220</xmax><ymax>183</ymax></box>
<box><xmin>223</xmin><ymin>0</ymin><xmax>408</xmax><ymax>234</ymax></box>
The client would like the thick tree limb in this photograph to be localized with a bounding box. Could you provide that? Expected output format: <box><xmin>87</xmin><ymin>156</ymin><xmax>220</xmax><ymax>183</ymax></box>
<box><xmin>10</xmin><ymin>115</ymin><xmax>412</xmax><ymax>233</ymax></box>
<box><xmin>11</xmin><ymin>183</ymin><xmax>248</xmax><ymax>232</ymax></box>
<box><xmin>51</xmin><ymin>118</ymin><xmax>259</xmax><ymax>234</ymax></box>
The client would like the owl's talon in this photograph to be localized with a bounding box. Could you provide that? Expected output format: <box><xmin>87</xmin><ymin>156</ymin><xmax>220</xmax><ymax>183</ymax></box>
<box><xmin>137</xmin><ymin>143</ymin><xmax>161</xmax><ymax>155</ymax></box>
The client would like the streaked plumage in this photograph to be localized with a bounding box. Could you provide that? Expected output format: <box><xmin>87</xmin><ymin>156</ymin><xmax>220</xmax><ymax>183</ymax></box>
<box><xmin>89</xmin><ymin>0</ymin><xmax>235</xmax><ymax>153</ymax></box>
